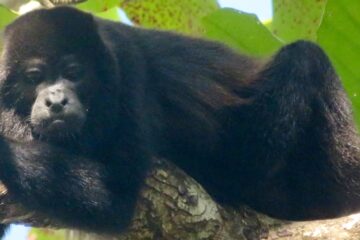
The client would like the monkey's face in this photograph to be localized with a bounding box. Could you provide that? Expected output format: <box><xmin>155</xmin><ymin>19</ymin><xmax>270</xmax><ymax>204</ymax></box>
<box><xmin>28</xmin><ymin>55</ymin><xmax>88</xmax><ymax>140</ymax></box>
<box><xmin>0</xmin><ymin>7</ymin><xmax>118</xmax><ymax>143</ymax></box>
<box><xmin>0</xmin><ymin>54</ymin><xmax>95</xmax><ymax>141</ymax></box>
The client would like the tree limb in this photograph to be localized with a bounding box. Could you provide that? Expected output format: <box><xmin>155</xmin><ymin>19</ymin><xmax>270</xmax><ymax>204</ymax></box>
<box><xmin>1</xmin><ymin>158</ymin><xmax>360</xmax><ymax>240</ymax></box>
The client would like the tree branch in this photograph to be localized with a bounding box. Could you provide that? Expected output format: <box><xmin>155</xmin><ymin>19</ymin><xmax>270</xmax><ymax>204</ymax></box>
<box><xmin>2</xmin><ymin>158</ymin><xmax>360</xmax><ymax>240</ymax></box>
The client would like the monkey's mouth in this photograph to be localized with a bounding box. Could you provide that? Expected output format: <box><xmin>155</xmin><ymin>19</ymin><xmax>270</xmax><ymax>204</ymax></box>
<box><xmin>48</xmin><ymin>119</ymin><xmax>67</xmax><ymax>131</ymax></box>
<box><xmin>31</xmin><ymin>115</ymin><xmax>85</xmax><ymax>139</ymax></box>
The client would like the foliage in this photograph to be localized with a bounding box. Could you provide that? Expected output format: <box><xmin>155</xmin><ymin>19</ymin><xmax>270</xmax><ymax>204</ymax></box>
<box><xmin>29</xmin><ymin>228</ymin><xmax>66</xmax><ymax>240</ymax></box>
<box><xmin>317</xmin><ymin>0</ymin><xmax>360</xmax><ymax>124</ymax></box>
<box><xmin>202</xmin><ymin>8</ymin><xmax>282</xmax><ymax>57</ymax></box>
<box><xmin>271</xmin><ymin>0</ymin><xmax>327</xmax><ymax>42</ymax></box>
<box><xmin>119</xmin><ymin>0</ymin><xmax>219</xmax><ymax>35</ymax></box>
<box><xmin>0</xmin><ymin>5</ymin><xmax>16</xmax><ymax>32</ymax></box>
<box><xmin>76</xmin><ymin>0</ymin><xmax>118</xmax><ymax>12</ymax></box>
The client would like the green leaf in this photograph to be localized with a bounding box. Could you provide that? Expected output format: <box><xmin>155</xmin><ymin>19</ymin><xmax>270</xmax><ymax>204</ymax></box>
<box><xmin>76</xmin><ymin>0</ymin><xmax>119</xmax><ymax>13</ymax></box>
<box><xmin>94</xmin><ymin>7</ymin><xmax>120</xmax><ymax>21</ymax></box>
<box><xmin>317</xmin><ymin>0</ymin><xmax>360</xmax><ymax>125</ymax></box>
<box><xmin>202</xmin><ymin>8</ymin><xmax>283</xmax><ymax>57</ymax></box>
<box><xmin>0</xmin><ymin>5</ymin><xmax>17</xmax><ymax>30</ymax></box>
<box><xmin>271</xmin><ymin>0</ymin><xmax>327</xmax><ymax>42</ymax></box>
<box><xmin>120</xmin><ymin>0</ymin><xmax>219</xmax><ymax>35</ymax></box>
<box><xmin>29</xmin><ymin>228</ymin><xmax>66</xmax><ymax>240</ymax></box>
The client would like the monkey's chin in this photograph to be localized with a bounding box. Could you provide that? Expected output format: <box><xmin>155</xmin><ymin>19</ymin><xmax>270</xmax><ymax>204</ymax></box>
<box><xmin>31</xmin><ymin>117</ymin><xmax>84</xmax><ymax>141</ymax></box>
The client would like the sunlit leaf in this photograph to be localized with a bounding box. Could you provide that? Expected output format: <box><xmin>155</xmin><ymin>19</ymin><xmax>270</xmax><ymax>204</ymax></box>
<box><xmin>202</xmin><ymin>8</ymin><xmax>283</xmax><ymax>57</ymax></box>
<box><xmin>29</xmin><ymin>228</ymin><xmax>66</xmax><ymax>240</ymax></box>
<box><xmin>271</xmin><ymin>0</ymin><xmax>327</xmax><ymax>42</ymax></box>
<box><xmin>120</xmin><ymin>0</ymin><xmax>219</xmax><ymax>35</ymax></box>
<box><xmin>317</xmin><ymin>0</ymin><xmax>360</xmax><ymax>125</ymax></box>
<box><xmin>76</xmin><ymin>0</ymin><xmax>118</xmax><ymax>13</ymax></box>
<box><xmin>94</xmin><ymin>7</ymin><xmax>120</xmax><ymax>21</ymax></box>
<box><xmin>0</xmin><ymin>5</ymin><xmax>17</xmax><ymax>30</ymax></box>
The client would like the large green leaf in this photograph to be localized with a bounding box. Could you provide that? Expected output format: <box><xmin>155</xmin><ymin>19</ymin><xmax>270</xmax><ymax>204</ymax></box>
<box><xmin>317</xmin><ymin>0</ymin><xmax>360</xmax><ymax>125</ymax></box>
<box><xmin>0</xmin><ymin>5</ymin><xmax>17</xmax><ymax>30</ymax></box>
<box><xmin>119</xmin><ymin>0</ymin><xmax>219</xmax><ymax>35</ymax></box>
<box><xmin>271</xmin><ymin>0</ymin><xmax>327</xmax><ymax>42</ymax></box>
<box><xmin>202</xmin><ymin>8</ymin><xmax>283</xmax><ymax>57</ymax></box>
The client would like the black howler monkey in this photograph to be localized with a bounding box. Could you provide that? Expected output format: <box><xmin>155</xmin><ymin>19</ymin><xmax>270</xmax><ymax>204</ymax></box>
<box><xmin>0</xmin><ymin>6</ymin><xmax>359</xmax><ymax>237</ymax></box>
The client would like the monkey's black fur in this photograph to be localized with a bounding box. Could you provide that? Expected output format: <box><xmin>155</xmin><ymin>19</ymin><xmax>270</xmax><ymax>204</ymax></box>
<box><xmin>0</xmin><ymin>7</ymin><xmax>359</xmax><ymax>236</ymax></box>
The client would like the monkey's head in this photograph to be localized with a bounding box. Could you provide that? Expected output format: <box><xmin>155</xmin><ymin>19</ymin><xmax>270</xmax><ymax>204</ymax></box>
<box><xmin>0</xmin><ymin>7</ymin><xmax>118</xmax><ymax>142</ymax></box>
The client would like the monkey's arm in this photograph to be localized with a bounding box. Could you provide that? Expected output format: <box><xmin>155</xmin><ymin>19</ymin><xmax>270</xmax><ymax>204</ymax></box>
<box><xmin>0</xmin><ymin>139</ymin><xmax>143</xmax><ymax>234</ymax></box>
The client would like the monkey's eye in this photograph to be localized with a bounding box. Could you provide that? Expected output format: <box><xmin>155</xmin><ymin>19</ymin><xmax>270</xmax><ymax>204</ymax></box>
<box><xmin>63</xmin><ymin>64</ymin><xmax>84</xmax><ymax>80</ymax></box>
<box><xmin>25</xmin><ymin>68</ymin><xmax>44</xmax><ymax>83</ymax></box>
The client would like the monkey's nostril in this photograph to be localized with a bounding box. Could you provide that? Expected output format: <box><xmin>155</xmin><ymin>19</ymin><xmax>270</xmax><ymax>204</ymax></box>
<box><xmin>61</xmin><ymin>98</ymin><xmax>69</xmax><ymax>106</ymax></box>
<box><xmin>45</xmin><ymin>99</ymin><xmax>52</xmax><ymax>107</ymax></box>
